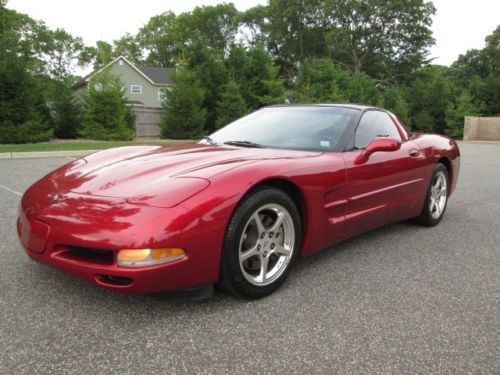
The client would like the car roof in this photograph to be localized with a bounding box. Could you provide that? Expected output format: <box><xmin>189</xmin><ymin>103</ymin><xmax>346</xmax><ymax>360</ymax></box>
<box><xmin>268</xmin><ymin>103</ymin><xmax>381</xmax><ymax>111</ymax></box>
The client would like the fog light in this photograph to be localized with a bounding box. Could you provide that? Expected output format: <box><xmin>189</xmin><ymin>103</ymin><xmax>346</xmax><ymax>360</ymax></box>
<box><xmin>117</xmin><ymin>248</ymin><xmax>185</xmax><ymax>267</ymax></box>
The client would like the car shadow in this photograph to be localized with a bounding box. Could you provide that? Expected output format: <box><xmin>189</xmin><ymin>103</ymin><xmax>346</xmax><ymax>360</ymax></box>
<box><xmin>23</xmin><ymin>220</ymin><xmax>423</xmax><ymax>313</ymax></box>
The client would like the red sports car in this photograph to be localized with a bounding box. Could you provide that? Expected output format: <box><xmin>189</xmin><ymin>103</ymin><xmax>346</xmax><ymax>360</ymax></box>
<box><xmin>17</xmin><ymin>104</ymin><xmax>460</xmax><ymax>299</ymax></box>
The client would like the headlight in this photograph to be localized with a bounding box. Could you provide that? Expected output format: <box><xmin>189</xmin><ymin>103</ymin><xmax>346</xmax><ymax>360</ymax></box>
<box><xmin>117</xmin><ymin>248</ymin><xmax>185</xmax><ymax>267</ymax></box>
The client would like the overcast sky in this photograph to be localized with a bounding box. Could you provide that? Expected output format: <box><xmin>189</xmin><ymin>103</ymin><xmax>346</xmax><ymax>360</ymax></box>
<box><xmin>6</xmin><ymin>0</ymin><xmax>500</xmax><ymax>67</ymax></box>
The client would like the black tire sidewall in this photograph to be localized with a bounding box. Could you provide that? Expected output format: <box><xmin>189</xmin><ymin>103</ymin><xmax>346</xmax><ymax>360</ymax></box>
<box><xmin>218</xmin><ymin>187</ymin><xmax>302</xmax><ymax>299</ymax></box>
<box><xmin>418</xmin><ymin>163</ymin><xmax>449</xmax><ymax>226</ymax></box>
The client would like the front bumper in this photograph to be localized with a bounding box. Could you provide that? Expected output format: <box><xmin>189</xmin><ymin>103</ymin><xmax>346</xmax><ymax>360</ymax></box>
<box><xmin>17</xmin><ymin>192</ymin><xmax>225</xmax><ymax>294</ymax></box>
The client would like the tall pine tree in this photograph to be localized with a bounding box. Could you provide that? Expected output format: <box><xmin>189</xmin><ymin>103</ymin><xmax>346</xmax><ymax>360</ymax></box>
<box><xmin>160</xmin><ymin>68</ymin><xmax>206</xmax><ymax>139</ymax></box>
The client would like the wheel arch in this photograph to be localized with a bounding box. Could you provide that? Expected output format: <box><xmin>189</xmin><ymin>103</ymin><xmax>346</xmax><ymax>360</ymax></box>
<box><xmin>234</xmin><ymin>177</ymin><xmax>308</xmax><ymax>251</ymax></box>
<box><xmin>248</xmin><ymin>178</ymin><xmax>306</xmax><ymax>226</ymax></box>
<box><xmin>436</xmin><ymin>156</ymin><xmax>452</xmax><ymax>193</ymax></box>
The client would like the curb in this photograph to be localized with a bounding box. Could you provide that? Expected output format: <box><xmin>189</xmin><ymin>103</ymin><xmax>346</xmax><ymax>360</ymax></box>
<box><xmin>0</xmin><ymin>150</ymin><xmax>99</xmax><ymax>159</ymax></box>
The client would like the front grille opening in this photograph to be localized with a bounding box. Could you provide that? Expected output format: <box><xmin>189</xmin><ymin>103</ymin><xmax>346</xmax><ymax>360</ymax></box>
<box><xmin>56</xmin><ymin>246</ymin><xmax>114</xmax><ymax>265</ymax></box>
<box><xmin>97</xmin><ymin>275</ymin><xmax>133</xmax><ymax>286</ymax></box>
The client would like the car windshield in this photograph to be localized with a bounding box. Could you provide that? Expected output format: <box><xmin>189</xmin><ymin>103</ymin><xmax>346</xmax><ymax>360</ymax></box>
<box><xmin>208</xmin><ymin>106</ymin><xmax>358</xmax><ymax>151</ymax></box>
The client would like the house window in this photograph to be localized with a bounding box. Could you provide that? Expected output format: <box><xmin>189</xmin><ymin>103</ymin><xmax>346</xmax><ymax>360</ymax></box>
<box><xmin>130</xmin><ymin>84</ymin><xmax>142</xmax><ymax>94</ymax></box>
<box><xmin>158</xmin><ymin>88</ymin><xmax>166</xmax><ymax>101</ymax></box>
<box><xmin>94</xmin><ymin>82</ymin><xmax>103</xmax><ymax>91</ymax></box>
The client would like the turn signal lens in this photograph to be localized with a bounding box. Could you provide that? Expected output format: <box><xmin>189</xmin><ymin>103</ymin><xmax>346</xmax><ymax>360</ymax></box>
<box><xmin>117</xmin><ymin>248</ymin><xmax>185</xmax><ymax>268</ymax></box>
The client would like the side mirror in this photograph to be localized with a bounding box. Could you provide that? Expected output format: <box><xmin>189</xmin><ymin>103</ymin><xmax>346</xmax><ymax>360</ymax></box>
<box><xmin>354</xmin><ymin>138</ymin><xmax>401</xmax><ymax>165</ymax></box>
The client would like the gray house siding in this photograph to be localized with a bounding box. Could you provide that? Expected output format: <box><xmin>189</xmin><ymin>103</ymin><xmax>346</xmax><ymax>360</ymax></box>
<box><xmin>76</xmin><ymin>57</ymin><xmax>174</xmax><ymax>138</ymax></box>
<box><xmin>104</xmin><ymin>60</ymin><xmax>169</xmax><ymax>108</ymax></box>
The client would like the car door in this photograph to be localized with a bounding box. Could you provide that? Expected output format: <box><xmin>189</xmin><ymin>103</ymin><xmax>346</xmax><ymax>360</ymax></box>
<box><xmin>342</xmin><ymin>110</ymin><xmax>427</xmax><ymax>235</ymax></box>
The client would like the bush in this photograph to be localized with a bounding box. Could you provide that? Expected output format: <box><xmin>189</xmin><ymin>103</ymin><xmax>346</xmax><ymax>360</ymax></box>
<box><xmin>0</xmin><ymin>121</ymin><xmax>53</xmax><ymax>144</ymax></box>
<box><xmin>445</xmin><ymin>91</ymin><xmax>477</xmax><ymax>139</ymax></box>
<box><xmin>160</xmin><ymin>68</ymin><xmax>206</xmax><ymax>139</ymax></box>
<box><xmin>51</xmin><ymin>89</ymin><xmax>83</xmax><ymax>139</ymax></box>
<box><xmin>80</xmin><ymin>73</ymin><xmax>133</xmax><ymax>140</ymax></box>
<box><xmin>215</xmin><ymin>80</ymin><xmax>248</xmax><ymax>129</ymax></box>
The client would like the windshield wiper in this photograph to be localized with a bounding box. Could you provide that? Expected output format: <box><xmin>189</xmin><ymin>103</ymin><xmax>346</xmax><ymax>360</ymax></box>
<box><xmin>202</xmin><ymin>136</ymin><xmax>218</xmax><ymax>146</ymax></box>
<box><xmin>223</xmin><ymin>140</ymin><xmax>264</xmax><ymax>148</ymax></box>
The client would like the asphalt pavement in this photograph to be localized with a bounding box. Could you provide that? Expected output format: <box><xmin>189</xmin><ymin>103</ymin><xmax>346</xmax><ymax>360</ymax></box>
<box><xmin>0</xmin><ymin>144</ymin><xmax>498</xmax><ymax>374</ymax></box>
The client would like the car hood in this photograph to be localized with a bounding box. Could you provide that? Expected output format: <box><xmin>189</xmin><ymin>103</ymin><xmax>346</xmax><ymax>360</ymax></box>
<box><xmin>49</xmin><ymin>144</ymin><xmax>322</xmax><ymax>208</ymax></box>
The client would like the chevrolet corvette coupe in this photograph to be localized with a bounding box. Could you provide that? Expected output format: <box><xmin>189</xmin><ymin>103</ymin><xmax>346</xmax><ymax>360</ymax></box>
<box><xmin>17</xmin><ymin>104</ymin><xmax>460</xmax><ymax>299</ymax></box>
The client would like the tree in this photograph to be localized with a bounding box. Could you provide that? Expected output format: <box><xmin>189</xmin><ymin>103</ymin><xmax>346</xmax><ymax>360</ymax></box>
<box><xmin>408</xmin><ymin>66</ymin><xmax>453</xmax><ymax>133</ymax></box>
<box><xmin>215</xmin><ymin>80</ymin><xmax>248</xmax><ymax>129</ymax></box>
<box><xmin>0</xmin><ymin>7</ymin><xmax>52</xmax><ymax>143</ymax></box>
<box><xmin>445</xmin><ymin>91</ymin><xmax>477</xmax><ymax>139</ymax></box>
<box><xmin>228</xmin><ymin>45</ymin><xmax>285</xmax><ymax>110</ymax></box>
<box><xmin>242</xmin><ymin>0</ymin><xmax>328</xmax><ymax>78</ymax></box>
<box><xmin>292</xmin><ymin>58</ymin><xmax>347</xmax><ymax>102</ymax></box>
<box><xmin>382</xmin><ymin>85</ymin><xmax>411</xmax><ymax>126</ymax></box>
<box><xmin>79</xmin><ymin>40</ymin><xmax>113</xmax><ymax>70</ymax></box>
<box><xmin>113</xmin><ymin>33</ymin><xmax>142</xmax><ymax>64</ymax></box>
<box><xmin>137</xmin><ymin>4</ymin><xmax>239</xmax><ymax>67</ymax></box>
<box><xmin>80</xmin><ymin>73</ymin><xmax>133</xmax><ymax>140</ymax></box>
<box><xmin>186</xmin><ymin>40</ymin><xmax>229</xmax><ymax>133</ymax></box>
<box><xmin>241</xmin><ymin>0</ymin><xmax>435</xmax><ymax>82</ymax></box>
<box><xmin>50</xmin><ymin>82</ymin><xmax>83</xmax><ymax>139</ymax></box>
<box><xmin>324</xmin><ymin>0</ymin><xmax>436</xmax><ymax>82</ymax></box>
<box><xmin>343</xmin><ymin>72</ymin><xmax>380</xmax><ymax>105</ymax></box>
<box><xmin>0</xmin><ymin>58</ymin><xmax>53</xmax><ymax>143</ymax></box>
<box><xmin>160</xmin><ymin>68</ymin><xmax>206</xmax><ymax>139</ymax></box>
<box><xmin>449</xmin><ymin>26</ymin><xmax>500</xmax><ymax>115</ymax></box>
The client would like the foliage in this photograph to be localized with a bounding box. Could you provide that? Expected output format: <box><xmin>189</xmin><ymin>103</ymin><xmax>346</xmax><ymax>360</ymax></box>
<box><xmin>408</xmin><ymin>66</ymin><xmax>453</xmax><ymax>133</ymax></box>
<box><xmin>445</xmin><ymin>91</ymin><xmax>477</xmax><ymax>139</ymax></box>
<box><xmin>292</xmin><ymin>58</ymin><xmax>347</xmax><ymax>102</ymax></box>
<box><xmin>382</xmin><ymin>85</ymin><xmax>411</xmax><ymax>126</ymax></box>
<box><xmin>215</xmin><ymin>80</ymin><xmax>248</xmax><ymax>129</ymax></box>
<box><xmin>2</xmin><ymin>3</ymin><xmax>499</xmax><ymax>143</ymax></box>
<box><xmin>113</xmin><ymin>33</ymin><xmax>143</xmax><ymax>64</ymax></box>
<box><xmin>343</xmin><ymin>72</ymin><xmax>380</xmax><ymax>105</ymax></box>
<box><xmin>186</xmin><ymin>41</ymin><xmax>229</xmax><ymax>133</ymax></box>
<box><xmin>292</xmin><ymin>58</ymin><xmax>380</xmax><ymax>105</ymax></box>
<box><xmin>228</xmin><ymin>45</ymin><xmax>286</xmax><ymax>110</ymax></box>
<box><xmin>79</xmin><ymin>40</ymin><xmax>114</xmax><ymax>70</ymax></box>
<box><xmin>1</xmin><ymin>8</ymin><xmax>83</xmax><ymax>79</ymax></box>
<box><xmin>50</xmin><ymin>83</ymin><xmax>83</xmax><ymax>139</ymax></box>
<box><xmin>449</xmin><ymin>26</ymin><xmax>500</xmax><ymax>115</ymax></box>
<box><xmin>160</xmin><ymin>68</ymin><xmax>206</xmax><ymax>139</ymax></box>
<box><xmin>241</xmin><ymin>0</ymin><xmax>328</xmax><ymax>78</ymax></box>
<box><xmin>324</xmin><ymin>0</ymin><xmax>435</xmax><ymax>82</ymax></box>
<box><xmin>240</xmin><ymin>0</ymin><xmax>435</xmax><ymax>82</ymax></box>
<box><xmin>80</xmin><ymin>73</ymin><xmax>133</xmax><ymax>140</ymax></box>
<box><xmin>137</xmin><ymin>4</ymin><xmax>239</xmax><ymax>67</ymax></box>
<box><xmin>0</xmin><ymin>22</ymin><xmax>53</xmax><ymax>143</ymax></box>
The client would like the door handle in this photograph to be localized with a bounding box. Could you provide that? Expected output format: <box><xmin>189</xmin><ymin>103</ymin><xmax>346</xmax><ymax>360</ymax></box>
<box><xmin>409</xmin><ymin>149</ymin><xmax>420</xmax><ymax>157</ymax></box>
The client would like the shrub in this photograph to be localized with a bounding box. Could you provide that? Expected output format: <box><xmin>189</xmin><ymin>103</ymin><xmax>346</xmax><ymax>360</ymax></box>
<box><xmin>80</xmin><ymin>73</ymin><xmax>134</xmax><ymax>140</ymax></box>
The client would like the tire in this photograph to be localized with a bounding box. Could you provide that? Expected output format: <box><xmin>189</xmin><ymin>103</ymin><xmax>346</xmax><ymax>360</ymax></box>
<box><xmin>217</xmin><ymin>187</ymin><xmax>302</xmax><ymax>299</ymax></box>
<box><xmin>415</xmin><ymin>163</ymin><xmax>449</xmax><ymax>226</ymax></box>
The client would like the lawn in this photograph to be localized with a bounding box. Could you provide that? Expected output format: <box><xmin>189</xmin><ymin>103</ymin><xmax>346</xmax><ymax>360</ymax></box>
<box><xmin>0</xmin><ymin>139</ymin><xmax>196</xmax><ymax>153</ymax></box>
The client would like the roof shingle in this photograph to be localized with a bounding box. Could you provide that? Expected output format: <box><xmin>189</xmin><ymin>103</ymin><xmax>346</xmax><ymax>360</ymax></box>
<box><xmin>136</xmin><ymin>66</ymin><xmax>175</xmax><ymax>85</ymax></box>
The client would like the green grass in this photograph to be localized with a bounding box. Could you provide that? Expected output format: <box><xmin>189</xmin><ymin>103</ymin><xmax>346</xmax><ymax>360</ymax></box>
<box><xmin>0</xmin><ymin>139</ymin><xmax>196</xmax><ymax>153</ymax></box>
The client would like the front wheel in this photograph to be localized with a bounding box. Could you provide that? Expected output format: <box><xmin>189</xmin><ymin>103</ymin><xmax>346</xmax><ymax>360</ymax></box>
<box><xmin>217</xmin><ymin>187</ymin><xmax>302</xmax><ymax>299</ymax></box>
<box><xmin>415</xmin><ymin>163</ymin><xmax>449</xmax><ymax>226</ymax></box>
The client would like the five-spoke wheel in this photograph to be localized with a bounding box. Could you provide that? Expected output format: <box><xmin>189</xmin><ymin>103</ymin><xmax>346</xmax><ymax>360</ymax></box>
<box><xmin>238</xmin><ymin>203</ymin><xmax>295</xmax><ymax>286</ymax></box>
<box><xmin>218</xmin><ymin>187</ymin><xmax>301</xmax><ymax>299</ymax></box>
<box><xmin>416</xmin><ymin>163</ymin><xmax>449</xmax><ymax>226</ymax></box>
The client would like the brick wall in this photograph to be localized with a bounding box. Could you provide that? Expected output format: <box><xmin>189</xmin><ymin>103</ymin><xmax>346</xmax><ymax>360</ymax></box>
<box><xmin>463</xmin><ymin>116</ymin><xmax>500</xmax><ymax>141</ymax></box>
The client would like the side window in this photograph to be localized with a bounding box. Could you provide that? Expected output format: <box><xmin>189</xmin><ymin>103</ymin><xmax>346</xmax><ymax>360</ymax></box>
<box><xmin>354</xmin><ymin>111</ymin><xmax>401</xmax><ymax>149</ymax></box>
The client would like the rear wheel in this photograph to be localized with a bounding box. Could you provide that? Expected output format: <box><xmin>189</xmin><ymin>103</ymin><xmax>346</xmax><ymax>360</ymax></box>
<box><xmin>415</xmin><ymin>163</ymin><xmax>449</xmax><ymax>226</ymax></box>
<box><xmin>217</xmin><ymin>187</ymin><xmax>301</xmax><ymax>299</ymax></box>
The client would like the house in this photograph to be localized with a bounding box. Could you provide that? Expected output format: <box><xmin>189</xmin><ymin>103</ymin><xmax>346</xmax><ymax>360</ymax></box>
<box><xmin>75</xmin><ymin>56</ymin><xmax>175</xmax><ymax>137</ymax></box>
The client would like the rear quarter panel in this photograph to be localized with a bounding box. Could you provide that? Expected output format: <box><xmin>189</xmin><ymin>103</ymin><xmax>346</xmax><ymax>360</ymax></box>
<box><xmin>413</xmin><ymin>134</ymin><xmax>460</xmax><ymax>195</ymax></box>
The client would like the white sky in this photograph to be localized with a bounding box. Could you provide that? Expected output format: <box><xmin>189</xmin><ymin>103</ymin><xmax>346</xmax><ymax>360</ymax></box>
<box><xmin>6</xmin><ymin>0</ymin><xmax>500</xmax><ymax>67</ymax></box>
